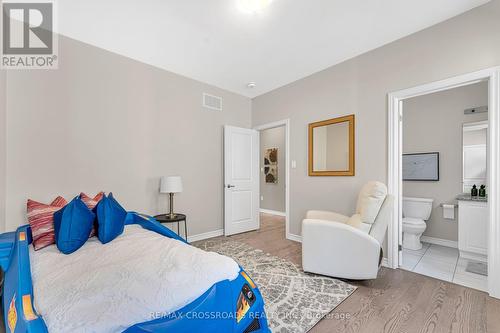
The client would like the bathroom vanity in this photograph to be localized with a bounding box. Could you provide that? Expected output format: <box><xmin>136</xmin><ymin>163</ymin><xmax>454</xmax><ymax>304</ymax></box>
<box><xmin>457</xmin><ymin>195</ymin><xmax>488</xmax><ymax>263</ymax></box>
<box><xmin>458</xmin><ymin>121</ymin><xmax>488</xmax><ymax>263</ymax></box>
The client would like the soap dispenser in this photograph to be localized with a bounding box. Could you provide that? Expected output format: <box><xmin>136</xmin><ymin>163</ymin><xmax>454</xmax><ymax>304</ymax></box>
<box><xmin>479</xmin><ymin>185</ymin><xmax>486</xmax><ymax>197</ymax></box>
<box><xmin>471</xmin><ymin>184</ymin><xmax>478</xmax><ymax>197</ymax></box>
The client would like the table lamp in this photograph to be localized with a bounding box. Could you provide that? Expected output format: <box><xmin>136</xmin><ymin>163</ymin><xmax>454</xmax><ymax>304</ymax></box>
<box><xmin>160</xmin><ymin>176</ymin><xmax>183</xmax><ymax>218</ymax></box>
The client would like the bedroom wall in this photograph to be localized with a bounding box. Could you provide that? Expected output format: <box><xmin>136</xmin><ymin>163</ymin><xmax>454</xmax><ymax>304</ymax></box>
<box><xmin>260</xmin><ymin>126</ymin><xmax>286</xmax><ymax>213</ymax></box>
<box><xmin>251</xmin><ymin>0</ymin><xmax>500</xmax><ymax>255</ymax></box>
<box><xmin>3</xmin><ymin>35</ymin><xmax>251</xmax><ymax>236</ymax></box>
<box><xmin>403</xmin><ymin>82</ymin><xmax>488</xmax><ymax>243</ymax></box>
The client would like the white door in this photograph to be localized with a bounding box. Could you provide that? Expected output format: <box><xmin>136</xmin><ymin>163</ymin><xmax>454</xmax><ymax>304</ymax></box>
<box><xmin>224</xmin><ymin>126</ymin><xmax>260</xmax><ymax>236</ymax></box>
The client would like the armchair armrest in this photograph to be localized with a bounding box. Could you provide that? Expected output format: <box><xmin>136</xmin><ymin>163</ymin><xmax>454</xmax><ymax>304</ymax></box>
<box><xmin>302</xmin><ymin>218</ymin><xmax>381</xmax><ymax>279</ymax></box>
<box><xmin>305</xmin><ymin>210</ymin><xmax>350</xmax><ymax>223</ymax></box>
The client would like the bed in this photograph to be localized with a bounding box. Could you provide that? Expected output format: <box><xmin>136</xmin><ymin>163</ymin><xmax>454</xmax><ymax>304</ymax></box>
<box><xmin>0</xmin><ymin>212</ymin><xmax>269</xmax><ymax>333</ymax></box>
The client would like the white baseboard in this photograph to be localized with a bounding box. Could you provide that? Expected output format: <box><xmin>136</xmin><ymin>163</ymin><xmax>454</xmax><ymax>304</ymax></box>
<box><xmin>459</xmin><ymin>250</ymin><xmax>487</xmax><ymax>263</ymax></box>
<box><xmin>260</xmin><ymin>209</ymin><xmax>286</xmax><ymax>217</ymax></box>
<box><xmin>287</xmin><ymin>233</ymin><xmax>302</xmax><ymax>243</ymax></box>
<box><xmin>421</xmin><ymin>236</ymin><xmax>458</xmax><ymax>249</ymax></box>
<box><xmin>187</xmin><ymin>229</ymin><xmax>224</xmax><ymax>243</ymax></box>
<box><xmin>381</xmin><ymin>258</ymin><xmax>391</xmax><ymax>268</ymax></box>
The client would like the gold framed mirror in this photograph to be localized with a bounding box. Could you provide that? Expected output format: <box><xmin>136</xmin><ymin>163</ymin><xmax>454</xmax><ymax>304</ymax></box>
<box><xmin>308</xmin><ymin>115</ymin><xmax>355</xmax><ymax>176</ymax></box>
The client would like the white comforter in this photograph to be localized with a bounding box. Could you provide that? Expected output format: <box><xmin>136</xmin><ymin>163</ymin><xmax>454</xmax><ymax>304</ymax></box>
<box><xmin>29</xmin><ymin>225</ymin><xmax>240</xmax><ymax>333</ymax></box>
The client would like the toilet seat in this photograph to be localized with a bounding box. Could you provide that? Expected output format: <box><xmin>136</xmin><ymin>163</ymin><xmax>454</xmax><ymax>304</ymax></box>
<box><xmin>402</xmin><ymin>217</ymin><xmax>425</xmax><ymax>226</ymax></box>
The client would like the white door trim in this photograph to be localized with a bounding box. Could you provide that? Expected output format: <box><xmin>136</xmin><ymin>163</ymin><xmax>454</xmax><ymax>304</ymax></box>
<box><xmin>387</xmin><ymin>66</ymin><xmax>500</xmax><ymax>298</ymax></box>
<box><xmin>254</xmin><ymin>119</ymin><xmax>292</xmax><ymax>241</ymax></box>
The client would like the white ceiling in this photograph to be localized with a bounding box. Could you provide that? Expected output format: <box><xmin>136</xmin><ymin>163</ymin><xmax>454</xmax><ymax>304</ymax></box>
<box><xmin>57</xmin><ymin>0</ymin><xmax>490</xmax><ymax>98</ymax></box>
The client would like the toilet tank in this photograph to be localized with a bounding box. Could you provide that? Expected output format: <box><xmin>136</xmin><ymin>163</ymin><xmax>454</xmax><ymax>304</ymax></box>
<box><xmin>402</xmin><ymin>197</ymin><xmax>434</xmax><ymax>220</ymax></box>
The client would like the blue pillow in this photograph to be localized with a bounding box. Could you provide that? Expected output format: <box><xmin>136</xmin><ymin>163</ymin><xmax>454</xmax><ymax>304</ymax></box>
<box><xmin>54</xmin><ymin>197</ymin><xmax>95</xmax><ymax>254</ymax></box>
<box><xmin>96</xmin><ymin>193</ymin><xmax>126</xmax><ymax>244</ymax></box>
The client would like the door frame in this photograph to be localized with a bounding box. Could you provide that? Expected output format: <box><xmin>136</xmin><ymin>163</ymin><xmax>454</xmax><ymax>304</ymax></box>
<box><xmin>387</xmin><ymin>66</ymin><xmax>500</xmax><ymax>298</ymax></box>
<box><xmin>253</xmin><ymin>119</ymin><xmax>292</xmax><ymax>241</ymax></box>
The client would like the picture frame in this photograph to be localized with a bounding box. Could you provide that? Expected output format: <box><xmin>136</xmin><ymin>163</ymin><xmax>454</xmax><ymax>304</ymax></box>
<box><xmin>403</xmin><ymin>152</ymin><xmax>440</xmax><ymax>181</ymax></box>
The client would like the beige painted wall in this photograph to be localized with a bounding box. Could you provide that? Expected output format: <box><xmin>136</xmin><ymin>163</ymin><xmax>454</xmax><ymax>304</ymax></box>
<box><xmin>260</xmin><ymin>126</ymin><xmax>286</xmax><ymax>213</ymax></box>
<box><xmin>3</xmin><ymin>35</ymin><xmax>251</xmax><ymax>235</ymax></box>
<box><xmin>403</xmin><ymin>82</ymin><xmax>488</xmax><ymax>242</ymax></box>
<box><xmin>251</xmin><ymin>0</ymin><xmax>500</xmax><ymax>255</ymax></box>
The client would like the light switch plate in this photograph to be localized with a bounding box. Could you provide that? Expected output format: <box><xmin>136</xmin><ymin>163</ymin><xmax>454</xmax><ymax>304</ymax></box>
<box><xmin>291</xmin><ymin>160</ymin><xmax>297</xmax><ymax>169</ymax></box>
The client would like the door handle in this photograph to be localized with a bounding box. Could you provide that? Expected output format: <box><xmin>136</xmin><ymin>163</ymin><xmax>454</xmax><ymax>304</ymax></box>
<box><xmin>227</xmin><ymin>184</ymin><xmax>236</xmax><ymax>188</ymax></box>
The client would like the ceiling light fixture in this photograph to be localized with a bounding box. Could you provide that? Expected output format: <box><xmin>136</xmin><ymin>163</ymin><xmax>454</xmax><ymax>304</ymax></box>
<box><xmin>247</xmin><ymin>82</ymin><xmax>256</xmax><ymax>88</ymax></box>
<box><xmin>237</xmin><ymin>0</ymin><xmax>273</xmax><ymax>14</ymax></box>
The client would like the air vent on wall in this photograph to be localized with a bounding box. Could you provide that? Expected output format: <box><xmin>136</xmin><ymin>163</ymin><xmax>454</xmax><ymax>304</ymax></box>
<box><xmin>203</xmin><ymin>93</ymin><xmax>223</xmax><ymax>111</ymax></box>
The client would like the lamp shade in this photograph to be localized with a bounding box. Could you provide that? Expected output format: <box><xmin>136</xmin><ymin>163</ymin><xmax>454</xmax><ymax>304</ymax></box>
<box><xmin>160</xmin><ymin>176</ymin><xmax>183</xmax><ymax>193</ymax></box>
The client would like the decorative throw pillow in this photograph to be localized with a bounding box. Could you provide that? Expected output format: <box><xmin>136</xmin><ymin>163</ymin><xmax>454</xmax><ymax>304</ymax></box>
<box><xmin>96</xmin><ymin>193</ymin><xmax>126</xmax><ymax>244</ymax></box>
<box><xmin>79</xmin><ymin>192</ymin><xmax>104</xmax><ymax>237</ymax></box>
<box><xmin>27</xmin><ymin>196</ymin><xmax>68</xmax><ymax>250</ymax></box>
<box><xmin>53</xmin><ymin>197</ymin><xmax>95</xmax><ymax>254</ymax></box>
<box><xmin>80</xmin><ymin>192</ymin><xmax>104</xmax><ymax>210</ymax></box>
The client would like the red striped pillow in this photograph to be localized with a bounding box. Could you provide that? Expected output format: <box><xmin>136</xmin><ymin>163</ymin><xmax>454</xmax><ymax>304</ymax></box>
<box><xmin>27</xmin><ymin>196</ymin><xmax>68</xmax><ymax>250</ymax></box>
<box><xmin>80</xmin><ymin>192</ymin><xmax>104</xmax><ymax>210</ymax></box>
<box><xmin>80</xmin><ymin>192</ymin><xmax>104</xmax><ymax>237</ymax></box>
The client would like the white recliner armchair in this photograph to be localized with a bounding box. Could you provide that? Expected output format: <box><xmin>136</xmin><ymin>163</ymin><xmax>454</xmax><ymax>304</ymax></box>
<box><xmin>302</xmin><ymin>181</ymin><xmax>393</xmax><ymax>280</ymax></box>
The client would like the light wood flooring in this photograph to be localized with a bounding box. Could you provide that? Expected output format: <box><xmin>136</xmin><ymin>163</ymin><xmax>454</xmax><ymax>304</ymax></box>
<box><xmin>1</xmin><ymin>214</ymin><xmax>498</xmax><ymax>333</ymax></box>
<box><xmin>224</xmin><ymin>213</ymin><xmax>500</xmax><ymax>333</ymax></box>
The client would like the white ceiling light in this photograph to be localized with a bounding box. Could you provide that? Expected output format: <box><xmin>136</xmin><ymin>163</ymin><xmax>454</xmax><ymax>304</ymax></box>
<box><xmin>237</xmin><ymin>0</ymin><xmax>273</xmax><ymax>14</ymax></box>
<box><xmin>247</xmin><ymin>82</ymin><xmax>256</xmax><ymax>88</ymax></box>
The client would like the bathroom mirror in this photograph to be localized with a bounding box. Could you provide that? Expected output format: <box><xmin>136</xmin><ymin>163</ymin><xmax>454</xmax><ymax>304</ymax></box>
<box><xmin>462</xmin><ymin>121</ymin><xmax>487</xmax><ymax>192</ymax></box>
<box><xmin>308</xmin><ymin>115</ymin><xmax>355</xmax><ymax>176</ymax></box>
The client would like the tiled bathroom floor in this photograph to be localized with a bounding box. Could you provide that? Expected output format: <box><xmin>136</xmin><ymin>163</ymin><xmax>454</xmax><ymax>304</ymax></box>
<box><xmin>401</xmin><ymin>243</ymin><xmax>488</xmax><ymax>292</ymax></box>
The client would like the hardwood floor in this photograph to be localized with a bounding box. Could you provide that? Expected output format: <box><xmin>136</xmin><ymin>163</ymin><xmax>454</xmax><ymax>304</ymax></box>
<box><xmin>226</xmin><ymin>213</ymin><xmax>500</xmax><ymax>333</ymax></box>
<box><xmin>1</xmin><ymin>214</ymin><xmax>497</xmax><ymax>333</ymax></box>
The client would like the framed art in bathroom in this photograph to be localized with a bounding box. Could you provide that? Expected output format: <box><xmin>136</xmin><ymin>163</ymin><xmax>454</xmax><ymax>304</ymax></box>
<box><xmin>402</xmin><ymin>152</ymin><xmax>440</xmax><ymax>181</ymax></box>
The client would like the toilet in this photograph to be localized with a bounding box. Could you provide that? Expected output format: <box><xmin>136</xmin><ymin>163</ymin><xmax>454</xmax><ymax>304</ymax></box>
<box><xmin>402</xmin><ymin>197</ymin><xmax>434</xmax><ymax>250</ymax></box>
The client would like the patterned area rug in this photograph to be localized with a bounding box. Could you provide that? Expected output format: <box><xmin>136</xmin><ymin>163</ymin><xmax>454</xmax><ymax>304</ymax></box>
<box><xmin>194</xmin><ymin>238</ymin><xmax>357</xmax><ymax>333</ymax></box>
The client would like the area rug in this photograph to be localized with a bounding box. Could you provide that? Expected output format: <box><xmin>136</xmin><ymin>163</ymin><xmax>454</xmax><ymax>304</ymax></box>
<box><xmin>194</xmin><ymin>238</ymin><xmax>357</xmax><ymax>333</ymax></box>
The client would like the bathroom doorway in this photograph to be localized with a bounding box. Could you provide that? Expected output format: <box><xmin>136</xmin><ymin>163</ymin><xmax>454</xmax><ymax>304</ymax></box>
<box><xmin>399</xmin><ymin>82</ymin><xmax>488</xmax><ymax>291</ymax></box>
<box><xmin>253</xmin><ymin>119</ymin><xmax>292</xmax><ymax>241</ymax></box>
<box><xmin>387</xmin><ymin>67</ymin><xmax>500</xmax><ymax>297</ymax></box>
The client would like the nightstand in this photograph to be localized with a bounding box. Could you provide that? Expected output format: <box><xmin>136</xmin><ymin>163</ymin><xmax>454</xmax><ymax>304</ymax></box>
<box><xmin>154</xmin><ymin>214</ymin><xmax>187</xmax><ymax>240</ymax></box>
